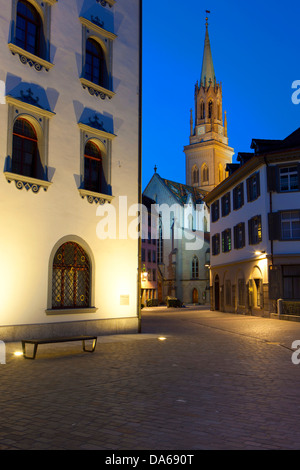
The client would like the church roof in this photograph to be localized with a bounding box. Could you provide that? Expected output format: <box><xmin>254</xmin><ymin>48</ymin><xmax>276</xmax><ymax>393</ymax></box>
<box><xmin>200</xmin><ymin>25</ymin><xmax>216</xmax><ymax>86</ymax></box>
<box><xmin>161</xmin><ymin>177</ymin><xmax>207</xmax><ymax>205</ymax></box>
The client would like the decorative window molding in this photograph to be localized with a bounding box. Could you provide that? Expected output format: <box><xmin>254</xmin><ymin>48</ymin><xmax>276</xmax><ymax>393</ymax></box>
<box><xmin>47</xmin><ymin>235</ymin><xmax>96</xmax><ymax>312</ymax></box>
<box><xmin>4</xmin><ymin>171</ymin><xmax>52</xmax><ymax>193</ymax></box>
<box><xmin>9</xmin><ymin>0</ymin><xmax>56</xmax><ymax>71</ymax></box>
<box><xmin>79</xmin><ymin>77</ymin><xmax>115</xmax><ymax>100</ymax></box>
<box><xmin>79</xmin><ymin>15</ymin><xmax>116</xmax><ymax>99</ymax></box>
<box><xmin>78</xmin><ymin>188</ymin><xmax>114</xmax><ymax>205</ymax></box>
<box><xmin>8</xmin><ymin>43</ymin><xmax>54</xmax><ymax>72</ymax></box>
<box><xmin>6</xmin><ymin>94</ymin><xmax>55</xmax><ymax>119</ymax></box>
<box><xmin>79</xmin><ymin>17</ymin><xmax>117</xmax><ymax>41</ymax></box>
<box><xmin>5</xmin><ymin>91</ymin><xmax>55</xmax><ymax>193</ymax></box>
<box><xmin>78</xmin><ymin>118</ymin><xmax>116</xmax><ymax>205</ymax></box>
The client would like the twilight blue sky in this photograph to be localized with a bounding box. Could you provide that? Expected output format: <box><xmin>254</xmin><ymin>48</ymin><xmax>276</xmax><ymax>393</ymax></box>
<box><xmin>142</xmin><ymin>0</ymin><xmax>300</xmax><ymax>189</ymax></box>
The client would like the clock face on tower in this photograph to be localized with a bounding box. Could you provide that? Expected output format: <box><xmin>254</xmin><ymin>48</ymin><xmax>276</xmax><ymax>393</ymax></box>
<box><xmin>197</xmin><ymin>126</ymin><xmax>205</xmax><ymax>136</ymax></box>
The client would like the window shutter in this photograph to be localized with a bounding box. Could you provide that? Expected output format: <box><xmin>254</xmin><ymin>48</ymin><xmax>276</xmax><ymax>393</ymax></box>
<box><xmin>233</xmin><ymin>188</ymin><xmax>237</xmax><ymax>210</ymax></box>
<box><xmin>256</xmin><ymin>172</ymin><xmax>261</xmax><ymax>197</ymax></box>
<box><xmin>268</xmin><ymin>212</ymin><xmax>281</xmax><ymax>241</ymax></box>
<box><xmin>246</xmin><ymin>178</ymin><xmax>250</xmax><ymax>202</ymax></box>
<box><xmin>248</xmin><ymin>219</ymin><xmax>252</xmax><ymax>245</ymax></box>
<box><xmin>297</xmin><ymin>164</ymin><xmax>300</xmax><ymax>190</ymax></box>
<box><xmin>241</xmin><ymin>183</ymin><xmax>244</xmax><ymax>206</ymax></box>
<box><xmin>242</xmin><ymin>223</ymin><xmax>245</xmax><ymax>247</ymax></box>
<box><xmin>233</xmin><ymin>225</ymin><xmax>237</xmax><ymax>249</ymax></box>
<box><xmin>267</xmin><ymin>166</ymin><xmax>277</xmax><ymax>192</ymax></box>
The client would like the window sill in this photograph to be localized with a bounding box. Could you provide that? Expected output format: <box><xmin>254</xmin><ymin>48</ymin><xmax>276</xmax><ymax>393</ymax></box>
<box><xmin>79</xmin><ymin>77</ymin><xmax>115</xmax><ymax>100</ymax></box>
<box><xmin>8</xmin><ymin>43</ymin><xmax>54</xmax><ymax>72</ymax></box>
<box><xmin>78</xmin><ymin>188</ymin><xmax>114</xmax><ymax>205</ymax></box>
<box><xmin>46</xmin><ymin>308</ymin><xmax>98</xmax><ymax>316</ymax></box>
<box><xmin>4</xmin><ymin>172</ymin><xmax>52</xmax><ymax>193</ymax></box>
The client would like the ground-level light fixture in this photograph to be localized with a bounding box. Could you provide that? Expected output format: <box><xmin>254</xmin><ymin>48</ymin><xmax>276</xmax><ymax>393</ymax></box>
<box><xmin>14</xmin><ymin>351</ymin><xmax>23</xmax><ymax>357</ymax></box>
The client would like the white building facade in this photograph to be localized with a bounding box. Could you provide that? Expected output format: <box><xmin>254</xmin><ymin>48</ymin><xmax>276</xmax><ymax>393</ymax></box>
<box><xmin>0</xmin><ymin>0</ymin><xmax>142</xmax><ymax>341</ymax></box>
<box><xmin>143</xmin><ymin>172</ymin><xmax>210</xmax><ymax>305</ymax></box>
<box><xmin>204</xmin><ymin>129</ymin><xmax>300</xmax><ymax>317</ymax></box>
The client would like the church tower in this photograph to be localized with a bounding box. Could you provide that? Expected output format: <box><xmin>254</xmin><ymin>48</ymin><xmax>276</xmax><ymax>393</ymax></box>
<box><xmin>184</xmin><ymin>15</ymin><xmax>234</xmax><ymax>192</ymax></box>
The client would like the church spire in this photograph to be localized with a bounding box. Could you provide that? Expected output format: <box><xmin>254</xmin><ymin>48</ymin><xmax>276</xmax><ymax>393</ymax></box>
<box><xmin>200</xmin><ymin>14</ymin><xmax>215</xmax><ymax>87</ymax></box>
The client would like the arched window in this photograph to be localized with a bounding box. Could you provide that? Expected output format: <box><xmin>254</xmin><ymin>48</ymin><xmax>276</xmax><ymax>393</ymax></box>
<box><xmin>84</xmin><ymin>140</ymin><xmax>103</xmax><ymax>193</ymax></box>
<box><xmin>192</xmin><ymin>165</ymin><xmax>199</xmax><ymax>185</ymax></box>
<box><xmin>202</xmin><ymin>164</ymin><xmax>209</xmax><ymax>183</ymax></box>
<box><xmin>208</xmin><ymin>100</ymin><xmax>213</xmax><ymax>119</ymax></box>
<box><xmin>200</xmin><ymin>101</ymin><xmax>205</xmax><ymax>120</ymax></box>
<box><xmin>16</xmin><ymin>0</ymin><xmax>42</xmax><ymax>57</ymax></box>
<box><xmin>52</xmin><ymin>242</ymin><xmax>90</xmax><ymax>309</ymax></box>
<box><xmin>12</xmin><ymin>117</ymin><xmax>41</xmax><ymax>178</ymax></box>
<box><xmin>192</xmin><ymin>256</ymin><xmax>199</xmax><ymax>279</ymax></box>
<box><xmin>85</xmin><ymin>38</ymin><xmax>106</xmax><ymax>87</ymax></box>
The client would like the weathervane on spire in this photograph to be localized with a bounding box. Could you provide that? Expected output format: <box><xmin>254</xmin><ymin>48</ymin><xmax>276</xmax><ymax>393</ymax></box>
<box><xmin>205</xmin><ymin>10</ymin><xmax>211</xmax><ymax>27</ymax></box>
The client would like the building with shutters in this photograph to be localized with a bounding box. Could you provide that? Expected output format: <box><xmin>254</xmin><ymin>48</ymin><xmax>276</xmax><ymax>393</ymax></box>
<box><xmin>0</xmin><ymin>0</ymin><xmax>142</xmax><ymax>341</ymax></box>
<box><xmin>204</xmin><ymin>128</ymin><xmax>300</xmax><ymax>317</ymax></box>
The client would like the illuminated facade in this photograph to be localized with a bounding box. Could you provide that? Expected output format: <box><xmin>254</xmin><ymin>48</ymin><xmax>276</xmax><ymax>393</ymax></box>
<box><xmin>184</xmin><ymin>19</ymin><xmax>234</xmax><ymax>192</ymax></box>
<box><xmin>204</xmin><ymin>128</ymin><xmax>300</xmax><ymax>316</ymax></box>
<box><xmin>0</xmin><ymin>0</ymin><xmax>142</xmax><ymax>341</ymax></box>
<box><xmin>141</xmin><ymin>195</ymin><xmax>158</xmax><ymax>305</ymax></box>
<box><xmin>143</xmin><ymin>172</ymin><xmax>210</xmax><ymax>305</ymax></box>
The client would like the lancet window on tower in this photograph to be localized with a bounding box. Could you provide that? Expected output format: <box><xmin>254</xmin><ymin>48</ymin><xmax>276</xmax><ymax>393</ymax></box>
<box><xmin>200</xmin><ymin>101</ymin><xmax>205</xmax><ymax>120</ymax></box>
<box><xmin>208</xmin><ymin>100</ymin><xmax>213</xmax><ymax>119</ymax></box>
<box><xmin>192</xmin><ymin>165</ymin><xmax>199</xmax><ymax>185</ymax></box>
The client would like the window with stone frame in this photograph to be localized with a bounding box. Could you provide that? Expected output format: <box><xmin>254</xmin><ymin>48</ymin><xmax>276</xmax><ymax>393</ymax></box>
<box><xmin>4</xmin><ymin>93</ymin><xmax>54</xmax><ymax>193</ymax></box>
<box><xmin>212</xmin><ymin>233</ymin><xmax>220</xmax><ymax>256</ymax></box>
<box><xmin>79</xmin><ymin>15</ymin><xmax>116</xmax><ymax>100</ymax></box>
<box><xmin>211</xmin><ymin>200</ymin><xmax>219</xmax><ymax>222</ymax></box>
<box><xmin>248</xmin><ymin>215</ymin><xmax>262</xmax><ymax>245</ymax></box>
<box><xmin>222</xmin><ymin>228</ymin><xmax>231</xmax><ymax>253</ymax></box>
<box><xmin>246</xmin><ymin>171</ymin><xmax>260</xmax><ymax>202</ymax></box>
<box><xmin>234</xmin><ymin>222</ymin><xmax>245</xmax><ymax>249</ymax></box>
<box><xmin>8</xmin><ymin>0</ymin><xmax>56</xmax><ymax>72</ymax></box>
<box><xmin>221</xmin><ymin>192</ymin><xmax>231</xmax><ymax>217</ymax></box>
<box><xmin>192</xmin><ymin>256</ymin><xmax>199</xmax><ymax>279</ymax></box>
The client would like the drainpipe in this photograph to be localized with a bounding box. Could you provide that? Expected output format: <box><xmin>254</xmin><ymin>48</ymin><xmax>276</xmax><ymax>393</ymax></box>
<box><xmin>264</xmin><ymin>155</ymin><xmax>274</xmax><ymax>265</ymax></box>
<box><xmin>137</xmin><ymin>0</ymin><xmax>143</xmax><ymax>333</ymax></box>
<box><xmin>264</xmin><ymin>155</ymin><xmax>276</xmax><ymax>315</ymax></box>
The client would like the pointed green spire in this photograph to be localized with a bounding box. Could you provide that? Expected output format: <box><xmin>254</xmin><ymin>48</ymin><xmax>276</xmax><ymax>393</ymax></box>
<box><xmin>200</xmin><ymin>23</ymin><xmax>216</xmax><ymax>87</ymax></box>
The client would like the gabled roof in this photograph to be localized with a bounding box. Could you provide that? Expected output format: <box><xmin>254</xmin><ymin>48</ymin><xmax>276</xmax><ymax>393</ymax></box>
<box><xmin>143</xmin><ymin>173</ymin><xmax>207</xmax><ymax>206</ymax></box>
<box><xmin>251</xmin><ymin>128</ymin><xmax>300</xmax><ymax>154</ymax></box>
<box><xmin>161</xmin><ymin>177</ymin><xmax>207</xmax><ymax>205</ymax></box>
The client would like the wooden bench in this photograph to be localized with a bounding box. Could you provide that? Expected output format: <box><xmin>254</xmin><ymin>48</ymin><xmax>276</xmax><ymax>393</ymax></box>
<box><xmin>21</xmin><ymin>335</ymin><xmax>98</xmax><ymax>359</ymax></box>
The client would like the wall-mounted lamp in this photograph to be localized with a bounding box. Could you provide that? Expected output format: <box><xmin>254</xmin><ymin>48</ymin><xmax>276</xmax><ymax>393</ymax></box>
<box><xmin>255</xmin><ymin>250</ymin><xmax>266</xmax><ymax>256</ymax></box>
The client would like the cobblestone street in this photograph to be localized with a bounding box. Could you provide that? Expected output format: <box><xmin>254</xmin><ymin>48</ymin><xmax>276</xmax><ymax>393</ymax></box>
<box><xmin>1</xmin><ymin>306</ymin><xmax>300</xmax><ymax>450</ymax></box>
